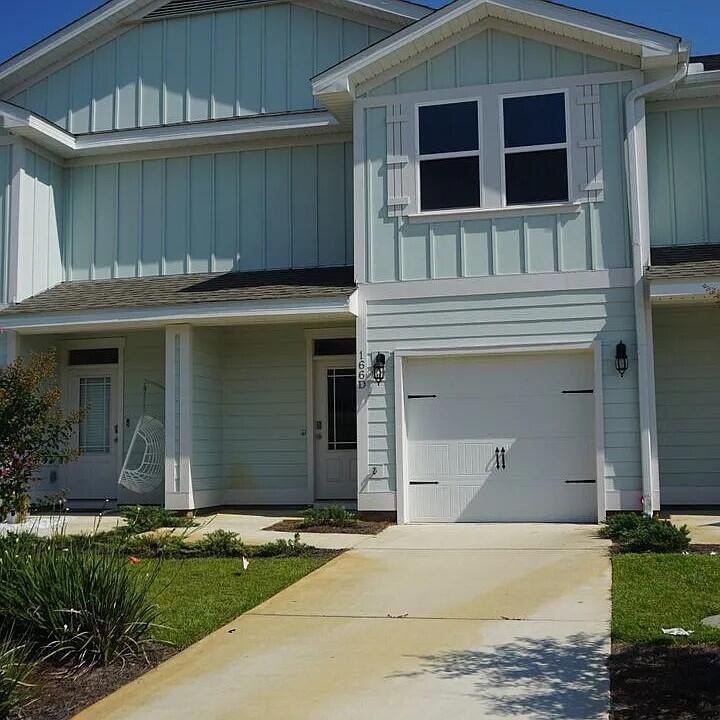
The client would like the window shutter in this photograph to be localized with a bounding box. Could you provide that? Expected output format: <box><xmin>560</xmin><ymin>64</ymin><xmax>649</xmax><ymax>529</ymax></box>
<box><xmin>386</xmin><ymin>102</ymin><xmax>410</xmax><ymax>217</ymax></box>
<box><xmin>575</xmin><ymin>84</ymin><xmax>604</xmax><ymax>202</ymax></box>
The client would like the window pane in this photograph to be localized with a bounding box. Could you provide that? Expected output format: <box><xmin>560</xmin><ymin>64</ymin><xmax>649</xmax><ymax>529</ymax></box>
<box><xmin>420</xmin><ymin>157</ymin><xmax>481</xmax><ymax>211</ymax></box>
<box><xmin>68</xmin><ymin>348</ymin><xmax>118</xmax><ymax>366</ymax></box>
<box><xmin>503</xmin><ymin>93</ymin><xmax>566</xmax><ymax>148</ymax></box>
<box><xmin>419</xmin><ymin>101</ymin><xmax>478</xmax><ymax>155</ymax></box>
<box><xmin>78</xmin><ymin>377</ymin><xmax>111</xmax><ymax>454</ymax></box>
<box><xmin>327</xmin><ymin>369</ymin><xmax>357</xmax><ymax>451</ymax></box>
<box><xmin>505</xmin><ymin>149</ymin><xmax>568</xmax><ymax>205</ymax></box>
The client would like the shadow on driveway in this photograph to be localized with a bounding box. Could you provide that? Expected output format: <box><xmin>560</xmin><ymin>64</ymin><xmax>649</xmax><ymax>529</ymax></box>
<box><xmin>390</xmin><ymin>632</ymin><xmax>608</xmax><ymax>719</ymax></box>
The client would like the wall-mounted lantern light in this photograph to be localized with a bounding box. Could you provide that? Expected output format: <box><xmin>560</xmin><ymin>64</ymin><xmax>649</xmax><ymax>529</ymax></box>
<box><xmin>615</xmin><ymin>341</ymin><xmax>628</xmax><ymax>378</ymax></box>
<box><xmin>372</xmin><ymin>353</ymin><xmax>386</xmax><ymax>385</ymax></box>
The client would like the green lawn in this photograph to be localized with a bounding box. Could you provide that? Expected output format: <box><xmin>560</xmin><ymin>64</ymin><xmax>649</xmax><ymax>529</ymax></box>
<box><xmin>613</xmin><ymin>554</ymin><xmax>720</xmax><ymax>644</ymax></box>
<box><xmin>146</xmin><ymin>555</ymin><xmax>333</xmax><ymax>648</ymax></box>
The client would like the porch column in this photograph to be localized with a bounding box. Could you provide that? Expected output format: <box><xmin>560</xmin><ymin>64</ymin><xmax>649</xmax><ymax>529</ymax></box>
<box><xmin>164</xmin><ymin>324</ymin><xmax>194</xmax><ymax>511</ymax></box>
<box><xmin>1</xmin><ymin>331</ymin><xmax>18</xmax><ymax>366</ymax></box>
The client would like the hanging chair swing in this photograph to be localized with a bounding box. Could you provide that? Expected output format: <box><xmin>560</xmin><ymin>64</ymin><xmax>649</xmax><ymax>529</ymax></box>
<box><xmin>118</xmin><ymin>380</ymin><xmax>166</xmax><ymax>494</ymax></box>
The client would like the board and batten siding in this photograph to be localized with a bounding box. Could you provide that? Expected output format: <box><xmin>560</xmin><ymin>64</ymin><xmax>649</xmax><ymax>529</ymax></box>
<box><xmin>17</xmin><ymin>149</ymin><xmax>65</xmax><ymax>302</ymax></box>
<box><xmin>363</xmin><ymin>287</ymin><xmax>642</xmax><ymax>510</ymax></box>
<box><xmin>654</xmin><ymin>306</ymin><xmax>720</xmax><ymax>504</ymax></box>
<box><xmin>9</xmin><ymin>5</ymin><xmax>388</xmax><ymax>132</ymax></box>
<box><xmin>365</xmin><ymin>29</ymin><xmax>628</xmax><ymax>97</ymax></box>
<box><xmin>647</xmin><ymin>106</ymin><xmax>720</xmax><ymax>247</ymax></box>
<box><xmin>65</xmin><ymin>141</ymin><xmax>352</xmax><ymax>280</ymax></box>
<box><xmin>0</xmin><ymin>145</ymin><xmax>10</xmax><ymax>304</ymax></box>
<box><xmin>362</xmin><ymin>83</ymin><xmax>632</xmax><ymax>283</ymax></box>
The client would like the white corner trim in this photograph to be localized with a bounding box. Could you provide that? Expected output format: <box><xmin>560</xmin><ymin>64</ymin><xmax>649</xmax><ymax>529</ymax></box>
<box><xmin>0</xmin><ymin>296</ymin><xmax>354</xmax><ymax>333</ymax></box>
<box><xmin>592</xmin><ymin>339</ymin><xmax>607</xmax><ymax>522</ymax></box>
<box><xmin>359</xmin><ymin>268</ymin><xmax>633</xmax><ymax>301</ymax></box>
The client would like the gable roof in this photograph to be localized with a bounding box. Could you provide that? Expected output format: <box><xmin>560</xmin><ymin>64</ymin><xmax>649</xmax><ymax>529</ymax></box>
<box><xmin>312</xmin><ymin>0</ymin><xmax>686</xmax><ymax>107</ymax></box>
<box><xmin>0</xmin><ymin>0</ymin><xmax>430</xmax><ymax>97</ymax></box>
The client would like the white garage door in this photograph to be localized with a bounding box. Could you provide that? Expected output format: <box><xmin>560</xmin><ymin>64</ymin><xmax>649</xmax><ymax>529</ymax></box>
<box><xmin>404</xmin><ymin>352</ymin><xmax>597</xmax><ymax>523</ymax></box>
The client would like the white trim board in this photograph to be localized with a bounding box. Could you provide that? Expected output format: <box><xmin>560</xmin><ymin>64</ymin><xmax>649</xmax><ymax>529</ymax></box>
<box><xmin>358</xmin><ymin>268</ymin><xmax>633</xmax><ymax>301</ymax></box>
<box><xmin>391</xmin><ymin>341</ymin><xmax>607</xmax><ymax>524</ymax></box>
<box><xmin>0</xmin><ymin>297</ymin><xmax>354</xmax><ymax>333</ymax></box>
<box><xmin>649</xmin><ymin>278</ymin><xmax>720</xmax><ymax>302</ymax></box>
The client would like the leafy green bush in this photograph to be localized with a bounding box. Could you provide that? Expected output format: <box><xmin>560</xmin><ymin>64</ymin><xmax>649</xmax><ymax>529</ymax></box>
<box><xmin>251</xmin><ymin>533</ymin><xmax>308</xmax><ymax>557</ymax></box>
<box><xmin>599</xmin><ymin>513</ymin><xmax>646</xmax><ymax>541</ymax></box>
<box><xmin>0</xmin><ymin>633</ymin><xmax>36</xmax><ymax>718</ymax></box>
<box><xmin>301</xmin><ymin>505</ymin><xmax>357</xmax><ymax>528</ymax></box>
<box><xmin>196</xmin><ymin>530</ymin><xmax>245</xmax><ymax>557</ymax></box>
<box><xmin>0</xmin><ymin>541</ymin><xmax>161</xmax><ymax>669</ymax></box>
<box><xmin>121</xmin><ymin>506</ymin><xmax>195</xmax><ymax>534</ymax></box>
<box><xmin>123</xmin><ymin>531</ymin><xmax>193</xmax><ymax>559</ymax></box>
<box><xmin>602</xmin><ymin>513</ymin><xmax>691</xmax><ymax>553</ymax></box>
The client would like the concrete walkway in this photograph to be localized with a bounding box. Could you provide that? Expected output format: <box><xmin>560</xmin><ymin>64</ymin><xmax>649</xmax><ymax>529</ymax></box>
<box><xmin>76</xmin><ymin>523</ymin><xmax>610</xmax><ymax>720</ymax></box>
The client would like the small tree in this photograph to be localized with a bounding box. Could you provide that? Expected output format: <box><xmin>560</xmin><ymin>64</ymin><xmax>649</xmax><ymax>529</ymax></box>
<box><xmin>0</xmin><ymin>351</ymin><xmax>79</xmax><ymax>520</ymax></box>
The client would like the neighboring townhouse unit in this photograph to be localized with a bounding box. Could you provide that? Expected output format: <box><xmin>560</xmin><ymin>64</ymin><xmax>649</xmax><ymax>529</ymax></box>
<box><xmin>0</xmin><ymin>0</ymin><xmax>716</xmax><ymax>522</ymax></box>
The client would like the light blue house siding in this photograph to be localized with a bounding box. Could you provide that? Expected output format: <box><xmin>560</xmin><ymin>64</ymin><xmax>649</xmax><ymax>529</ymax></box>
<box><xmin>363</xmin><ymin>288</ymin><xmax>642</xmax><ymax>510</ymax></box>
<box><xmin>363</xmin><ymin>81</ymin><xmax>632</xmax><ymax>282</ymax></box>
<box><xmin>190</xmin><ymin>321</ymin><xmax>352</xmax><ymax>505</ymax></box>
<box><xmin>647</xmin><ymin>106</ymin><xmax>720</xmax><ymax>247</ymax></box>
<box><xmin>365</xmin><ymin>29</ymin><xmax>628</xmax><ymax>97</ymax></box>
<box><xmin>65</xmin><ymin>141</ymin><xmax>353</xmax><ymax>280</ymax></box>
<box><xmin>9</xmin><ymin>5</ymin><xmax>388</xmax><ymax>132</ymax></box>
<box><xmin>17</xmin><ymin>149</ymin><xmax>65</xmax><ymax>301</ymax></box>
<box><xmin>0</xmin><ymin>145</ymin><xmax>11</xmax><ymax>304</ymax></box>
<box><xmin>654</xmin><ymin>306</ymin><xmax>720</xmax><ymax>504</ymax></box>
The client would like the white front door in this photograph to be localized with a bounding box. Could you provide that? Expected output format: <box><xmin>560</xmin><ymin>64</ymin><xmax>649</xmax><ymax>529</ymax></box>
<box><xmin>404</xmin><ymin>352</ymin><xmax>597</xmax><ymax>523</ymax></box>
<box><xmin>62</xmin><ymin>367</ymin><xmax>120</xmax><ymax>503</ymax></box>
<box><xmin>314</xmin><ymin>360</ymin><xmax>357</xmax><ymax>500</ymax></box>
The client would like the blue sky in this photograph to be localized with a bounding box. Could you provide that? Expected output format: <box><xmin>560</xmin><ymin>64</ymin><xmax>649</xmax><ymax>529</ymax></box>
<box><xmin>0</xmin><ymin>0</ymin><xmax>718</xmax><ymax>65</ymax></box>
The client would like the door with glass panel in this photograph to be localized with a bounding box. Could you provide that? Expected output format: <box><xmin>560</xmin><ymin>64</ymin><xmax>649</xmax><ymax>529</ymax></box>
<box><xmin>63</xmin><ymin>367</ymin><xmax>119</xmax><ymax>503</ymax></box>
<box><xmin>314</xmin><ymin>360</ymin><xmax>357</xmax><ymax>500</ymax></box>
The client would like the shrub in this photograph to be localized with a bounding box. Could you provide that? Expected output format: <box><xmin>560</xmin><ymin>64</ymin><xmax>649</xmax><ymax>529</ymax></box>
<box><xmin>252</xmin><ymin>533</ymin><xmax>308</xmax><ymax>557</ymax></box>
<box><xmin>0</xmin><ymin>541</ymin><xmax>161</xmax><ymax>669</ymax></box>
<box><xmin>301</xmin><ymin>505</ymin><xmax>357</xmax><ymax>528</ymax></box>
<box><xmin>600</xmin><ymin>513</ymin><xmax>646</xmax><ymax>541</ymax></box>
<box><xmin>0</xmin><ymin>633</ymin><xmax>36</xmax><ymax>718</ymax></box>
<box><xmin>121</xmin><ymin>506</ymin><xmax>195</xmax><ymax>535</ymax></box>
<box><xmin>603</xmin><ymin>513</ymin><xmax>691</xmax><ymax>553</ymax></box>
<box><xmin>196</xmin><ymin>530</ymin><xmax>245</xmax><ymax>557</ymax></box>
<box><xmin>0</xmin><ymin>352</ymin><xmax>79</xmax><ymax>520</ymax></box>
<box><xmin>123</xmin><ymin>531</ymin><xmax>193</xmax><ymax>559</ymax></box>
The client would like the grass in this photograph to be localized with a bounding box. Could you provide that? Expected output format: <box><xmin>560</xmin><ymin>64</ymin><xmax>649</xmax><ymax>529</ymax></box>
<box><xmin>612</xmin><ymin>554</ymin><xmax>720</xmax><ymax>644</ymax></box>
<box><xmin>147</xmin><ymin>555</ymin><xmax>332</xmax><ymax>648</ymax></box>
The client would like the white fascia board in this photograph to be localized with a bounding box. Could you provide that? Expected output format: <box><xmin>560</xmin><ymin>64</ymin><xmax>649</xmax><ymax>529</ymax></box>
<box><xmin>312</xmin><ymin>0</ymin><xmax>679</xmax><ymax>98</ymax></box>
<box><xmin>0</xmin><ymin>0</ymin><xmax>147</xmax><ymax>90</ymax></box>
<box><xmin>0</xmin><ymin>297</ymin><xmax>353</xmax><ymax>333</ymax></box>
<box><xmin>649</xmin><ymin>277</ymin><xmax>720</xmax><ymax>302</ymax></box>
<box><xmin>72</xmin><ymin>112</ymin><xmax>341</xmax><ymax>156</ymax></box>
<box><xmin>0</xmin><ymin>108</ymin><xmax>340</xmax><ymax>159</ymax></box>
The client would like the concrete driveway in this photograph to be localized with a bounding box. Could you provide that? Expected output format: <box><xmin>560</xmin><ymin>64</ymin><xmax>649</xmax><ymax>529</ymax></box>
<box><xmin>76</xmin><ymin>524</ymin><xmax>610</xmax><ymax>720</ymax></box>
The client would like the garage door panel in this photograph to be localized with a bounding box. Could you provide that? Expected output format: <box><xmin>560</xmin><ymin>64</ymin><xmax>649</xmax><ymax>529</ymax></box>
<box><xmin>405</xmin><ymin>353</ymin><xmax>597</xmax><ymax>523</ymax></box>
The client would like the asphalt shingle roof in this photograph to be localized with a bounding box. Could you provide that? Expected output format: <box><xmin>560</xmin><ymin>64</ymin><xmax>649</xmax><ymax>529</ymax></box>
<box><xmin>0</xmin><ymin>267</ymin><xmax>355</xmax><ymax>317</ymax></box>
<box><xmin>647</xmin><ymin>245</ymin><xmax>720</xmax><ymax>280</ymax></box>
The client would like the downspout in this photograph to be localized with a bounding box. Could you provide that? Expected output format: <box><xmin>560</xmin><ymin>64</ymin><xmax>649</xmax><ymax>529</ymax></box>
<box><xmin>624</xmin><ymin>60</ymin><xmax>688</xmax><ymax>515</ymax></box>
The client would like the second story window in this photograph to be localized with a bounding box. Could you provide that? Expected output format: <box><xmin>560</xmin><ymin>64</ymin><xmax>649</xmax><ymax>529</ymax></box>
<box><xmin>418</xmin><ymin>100</ymin><xmax>481</xmax><ymax>212</ymax></box>
<box><xmin>501</xmin><ymin>91</ymin><xmax>569</xmax><ymax>206</ymax></box>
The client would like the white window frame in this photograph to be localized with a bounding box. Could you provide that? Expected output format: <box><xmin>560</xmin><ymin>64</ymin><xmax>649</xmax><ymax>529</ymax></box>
<box><xmin>415</xmin><ymin>97</ymin><xmax>483</xmax><ymax>214</ymax></box>
<box><xmin>499</xmin><ymin>88</ymin><xmax>573</xmax><ymax>208</ymax></box>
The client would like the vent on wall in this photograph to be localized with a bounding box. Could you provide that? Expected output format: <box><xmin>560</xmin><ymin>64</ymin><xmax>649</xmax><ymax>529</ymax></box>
<box><xmin>144</xmin><ymin>0</ymin><xmax>280</xmax><ymax>20</ymax></box>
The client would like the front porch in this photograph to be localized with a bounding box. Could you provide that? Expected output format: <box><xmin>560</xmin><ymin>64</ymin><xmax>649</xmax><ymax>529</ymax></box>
<box><xmin>0</xmin><ymin>268</ymin><xmax>358</xmax><ymax>513</ymax></box>
<box><xmin>649</xmin><ymin>246</ymin><xmax>720</xmax><ymax>507</ymax></box>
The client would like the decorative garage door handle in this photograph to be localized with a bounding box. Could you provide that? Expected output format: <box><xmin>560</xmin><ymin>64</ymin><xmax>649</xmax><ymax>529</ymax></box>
<box><xmin>495</xmin><ymin>447</ymin><xmax>507</xmax><ymax>470</ymax></box>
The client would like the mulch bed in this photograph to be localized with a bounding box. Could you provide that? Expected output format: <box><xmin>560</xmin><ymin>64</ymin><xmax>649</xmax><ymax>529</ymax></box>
<box><xmin>689</xmin><ymin>544</ymin><xmax>720</xmax><ymax>555</ymax></box>
<box><xmin>610</xmin><ymin>642</ymin><xmax>720</xmax><ymax>719</ymax></box>
<box><xmin>266</xmin><ymin>519</ymin><xmax>393</xmax><ymax>535</ymax></box>
<box><xmin>15</xmin><ymin>645</ymin><xmax>175</xmax><ymax>720</ymax></box>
